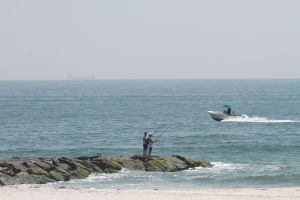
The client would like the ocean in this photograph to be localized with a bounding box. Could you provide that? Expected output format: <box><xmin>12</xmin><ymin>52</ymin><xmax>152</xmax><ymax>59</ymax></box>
<box><xmin>0</xmin><ymin>80</ymin><xmax>300</xmax><ymax>189</ymax></box>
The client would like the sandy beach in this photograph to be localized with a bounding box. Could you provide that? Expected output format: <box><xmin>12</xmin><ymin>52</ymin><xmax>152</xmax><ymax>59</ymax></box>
<box><xmin>1</xmin><ymin>186</ymin><xmax>300</xmax><ymax>200</ymax></box>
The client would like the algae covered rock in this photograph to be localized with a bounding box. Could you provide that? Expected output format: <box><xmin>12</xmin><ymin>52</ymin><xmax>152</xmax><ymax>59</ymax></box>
<box><xmin>145</xmin><ymin>156</ymin><xmax>188</xmax><ymax>172</ymax></box>
<box><xmin>116</xmin><ymin>156</ymin><xmax>145</xmax><ymax>171</ymax></box>
<box><xmin>70</xmin><ymin>166</ymin><xmax>90</xmax><ymax>179</ymax></box>
<box><xmin>15</xmin><ymin>172</ymin><xmax>38</xmax><ymax>184</ymax></box>
<box><xmin>0</xmin><ymin>172</ymin><xmax>13</xmax><ymax>185</ymax></box>
<box><xmin>15</xmin><ymin>170</ymin><xmax>52</xmax><ymax>184</ymax></box>
<box><xmin>78</xmin><ymin>160</ymin><xmax>103</xmax><ymax>173</ymax></box>
<box><xmin>26</xmin><ymin>166</ymin><xmax>49</xmax><ymax>176</ymax></box>
<box><xmin>0</xmin><ymin>154</ymin><xmax>212</xmax><ymax>186</ymax></box>
<box><xmin>92</xmin><ymin>158</ymin><xmax>123</xmax><ymax>173</ymax></box>
<box><xmin>193</xmin><ymin>158</ymin><xmax>213</xmax><ymax>168</ymax></box>
<box><xmin>49</xmin><ymin>168</ymin><xmax>71</xmax><ymax>181</ymax></box>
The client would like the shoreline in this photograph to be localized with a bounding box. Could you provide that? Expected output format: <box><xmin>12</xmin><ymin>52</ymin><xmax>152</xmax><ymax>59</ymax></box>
<box><xmin>1</xmin><ymin>185</ymin><xmax>300</xmax><ymax>200</ymax></box>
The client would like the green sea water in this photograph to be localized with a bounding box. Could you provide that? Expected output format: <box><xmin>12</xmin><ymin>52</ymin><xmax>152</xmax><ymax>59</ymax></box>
<box><xmin>0</xmin><ymin>80</ymin><xmax>300</xmax><ymax>188</ymax></box>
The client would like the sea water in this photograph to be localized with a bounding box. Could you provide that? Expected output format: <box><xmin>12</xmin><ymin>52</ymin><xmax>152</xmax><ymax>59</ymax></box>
<box><xmin>0</xmin><ymin>79</ymin><xmax>300</xmax><ymax>188</ymax></box>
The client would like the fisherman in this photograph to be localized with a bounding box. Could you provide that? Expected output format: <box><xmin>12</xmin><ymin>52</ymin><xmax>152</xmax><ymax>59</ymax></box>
<box><xmin>143</xmin><ymin>132</ymin><xmax>149</xmax><ymax>156</ymax></box>
<box><xmin>147</xmin><ymin>133</ymin><xmax>156</xmax><ymax>156</ymax></box>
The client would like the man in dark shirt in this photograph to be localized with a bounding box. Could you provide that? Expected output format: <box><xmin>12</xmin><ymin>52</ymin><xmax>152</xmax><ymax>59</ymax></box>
<box><xmin>143</xmin><ymin>132</ymin><xmax>149</xmax><ymax>156</ymax></box>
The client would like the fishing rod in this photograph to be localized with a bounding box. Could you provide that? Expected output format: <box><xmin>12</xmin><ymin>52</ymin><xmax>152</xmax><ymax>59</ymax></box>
<box><xmin>152</xmin><ymin>124</ymin><xmax>167</xmax><ymax>133</ymax></box>
<box><xmin>142</xmin><ymin>124</ymin><xmax>165</xmax><ymax>134</ymax></box>
<box><xmin>154</xmin><ymin>126</ymin><xmax>170</xmax><ymax>142</ymax></box>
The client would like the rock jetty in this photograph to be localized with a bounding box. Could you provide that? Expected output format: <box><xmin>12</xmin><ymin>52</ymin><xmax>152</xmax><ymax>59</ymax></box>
<box><xmin>0</xmin><ymin>155</ymin><xmax>212</xmax><ymax>186</ymax></box>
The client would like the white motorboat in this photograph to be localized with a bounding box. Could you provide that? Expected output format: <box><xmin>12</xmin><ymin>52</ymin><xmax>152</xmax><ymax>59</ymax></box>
<box><xmin>208</xmin><ymin>110</ymin><xmax>239</xmax><ymax>121</ymax></box>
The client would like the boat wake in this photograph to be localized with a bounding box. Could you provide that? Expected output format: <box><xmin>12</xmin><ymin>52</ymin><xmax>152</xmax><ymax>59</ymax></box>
<box><xmin>222</xmin><ymin>115</ymin><xmax>300</xmax><ymax>123</ymax></box>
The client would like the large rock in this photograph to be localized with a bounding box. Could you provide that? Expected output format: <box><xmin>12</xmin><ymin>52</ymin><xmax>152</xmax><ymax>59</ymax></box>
<box><xmin>0</xmin><ymin>155</ymin><xmax>212</xmax><ymax>186</ymax></box>
<box><xmin>0</xmin><ymin>172</ymin><xmax>12</xmax><ymax>185</ymax></box>
<box><xmin>112</xmin><ymin>156</ymin><xmax>146</xmax><ymax>171</ymax></box>
<box><xmin>92</xmin><ymin>158</ymin><xmax>123</xmax><ymax>173</ymax></box>
<box><xmin>49</xmin><ymin>167</ymin><xmax>71</xmax><ymax>181</ymax></box>
<box><xmin>145</xmin><ymin>156</ymin><xmax>190</xmax><ymax>171</ymax></box>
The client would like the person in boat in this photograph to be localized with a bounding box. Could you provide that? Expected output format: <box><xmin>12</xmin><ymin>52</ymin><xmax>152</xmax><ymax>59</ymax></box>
<box><xmin>224</xmin><ymin>106</ymin><xmax>232</xmax><ymax>115</ymax></box>
<box><xmin>147</xmin><ymin>133</ymin><xmax>156</xmax><ymax>156</ymax></box>
<box><xmin>143</xmin><ymin>132</ymin><xmax>149</xmax><ymax>156</ymax></box>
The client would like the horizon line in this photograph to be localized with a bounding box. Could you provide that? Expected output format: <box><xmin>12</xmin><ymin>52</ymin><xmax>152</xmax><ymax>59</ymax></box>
<box><xmin>0</xmin><ymin>77</ymin><xmax>300</xmax><ymax>81</ymax></box>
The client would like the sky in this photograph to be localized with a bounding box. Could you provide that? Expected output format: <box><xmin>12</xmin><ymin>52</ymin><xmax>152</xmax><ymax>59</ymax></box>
<box><xmin>0</xmin><ymin>0</ymin><xmax>300</xmax><ymax>80</ymax></box>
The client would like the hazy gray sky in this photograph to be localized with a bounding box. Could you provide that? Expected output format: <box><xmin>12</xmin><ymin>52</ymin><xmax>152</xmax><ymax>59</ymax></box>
<box><xmin>1</xmin><ymin>0</ymin><xmax>300</xmax><ymax>80</ymax></box>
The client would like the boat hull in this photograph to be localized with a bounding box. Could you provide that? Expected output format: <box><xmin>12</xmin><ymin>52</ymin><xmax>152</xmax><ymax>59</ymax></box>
<box><xmin>208</xmin><ymin>111</ymin><xmax>237</xmax><ymax>121</ymax></box>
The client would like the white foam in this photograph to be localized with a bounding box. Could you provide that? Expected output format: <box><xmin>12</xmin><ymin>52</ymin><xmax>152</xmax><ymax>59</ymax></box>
<box><xmin>210</xmin><ymin>162</ymin><xmax>281</xmax><ymax>172</ymax></box>
<box><xmin>187</xmin><ymin>162</ymin><xmax>249</xmax><ymax>174</ymax></box>
<box><xmin>211</xmin><ymin>162</ymin><xmax>248</xmax><ymax>170</ymax></box>
<box><xmin>190</xmin><ymin>162</ymin><xmax>283</xmax><ymax>175</ymax></box>
<box><xmin>222</xmin><ymin>115</ymin><xmax>300</xmax><ymax>123</ymax></box>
